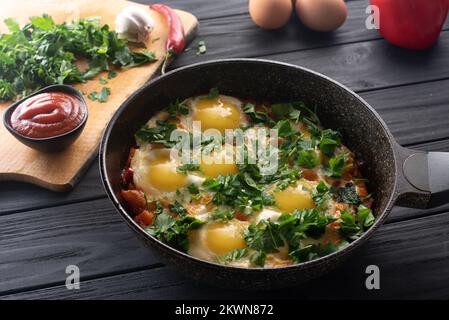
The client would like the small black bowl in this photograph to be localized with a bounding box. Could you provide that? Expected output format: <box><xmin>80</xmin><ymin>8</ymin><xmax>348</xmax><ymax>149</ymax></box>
<box><xmin>3</xmin><ymin>85</ymin><xmax>88</xmax><ymax>152</ymax></box>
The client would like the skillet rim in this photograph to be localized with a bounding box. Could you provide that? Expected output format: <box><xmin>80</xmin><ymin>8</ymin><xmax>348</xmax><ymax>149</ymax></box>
<box><xmin>99</xmin><ymin>58</ymin><xmax>399</xmax><ymax>273</ymax></box>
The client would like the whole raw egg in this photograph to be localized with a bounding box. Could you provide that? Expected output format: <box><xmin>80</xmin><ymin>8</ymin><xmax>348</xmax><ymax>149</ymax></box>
<box><xmin>249</xmin><ymin>0</ymin><xmax>293</xmax><ymax>30</ymax></box>
<box><xmin>296</xmin><ymin>0</ymin><xmax>347</xmax><ymax>32</ymax></box>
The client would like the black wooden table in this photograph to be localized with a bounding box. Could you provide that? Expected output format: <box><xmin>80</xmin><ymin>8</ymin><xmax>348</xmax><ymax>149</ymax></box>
<box><xmin>1</xmin><ymin>0</ymin><xmax>449</xmax><ymax>300</ymax></box>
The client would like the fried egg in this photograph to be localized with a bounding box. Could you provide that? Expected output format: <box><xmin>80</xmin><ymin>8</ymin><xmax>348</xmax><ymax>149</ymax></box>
<box><xmin>181</xmin><ymin>95</ymin><xmax>249</xmax><ymax>133</ymax></box>
<box><xmin>188</xmin><ymin>220</ymin><xmax>249</xmax><ymax>261</ymax></box>
<box><xmin>273</xmin><ymin>179</ymin><xmax>317</xmax><ymax>213</ymax></box>
<box><xmin>199</xmin><ymin>144</ymin><xmax>239</xmax><ymax>178</ymax></box>
<box><xmin>132</xmin><ymin>147</ymin><xmax>190</xmax><ymax>196</ymax></box>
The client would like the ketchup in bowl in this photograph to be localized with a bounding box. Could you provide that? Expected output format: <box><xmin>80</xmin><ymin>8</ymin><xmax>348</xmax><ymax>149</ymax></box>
<box><xmin>10</xmin><ymin>92</ymin><xmax>85</xmax><ymax>139</ymax></box>
<box><xmin>3</xmin><ymin>85</ymin><xmax>88</xmax><ymax>152</ymax></box>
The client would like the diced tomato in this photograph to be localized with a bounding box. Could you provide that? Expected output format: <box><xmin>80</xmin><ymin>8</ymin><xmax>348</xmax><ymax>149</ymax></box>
<box><xmin>302</xmin><ymin>169</ymin><xmax>319</xmax><ymax>181</ymax></box>
<box><xmin>357</xmin><ymin>184</ymin><xmax>368</xmax><ymax>198</ymax></box>
<box><xmin>120</xmin><ymin>190</ymin><xmax>146</xmax><ymax>215</ymax></box>
<box><xmin>134</xmin><ymin>210</ymin><xmax>155</xmax><ymax>227</ymax></box>
<box><xmin>125</xmin><ymin>148</ymin><xmax>136</xmax><ymax>168</ymax></box>
<box><xmin>342</xmin><ymin>171</ymin><xmax>353</xmax><ymax>181</ymax></box>
<box><xmin>121</xmin><ymin>167</ymin><xmax>134</xmax><ymax>186</ymax></box>
<box><xmin>234</xmin><ymin>211</ymin><xmax>249</xmax><ymax>221</ymax></box>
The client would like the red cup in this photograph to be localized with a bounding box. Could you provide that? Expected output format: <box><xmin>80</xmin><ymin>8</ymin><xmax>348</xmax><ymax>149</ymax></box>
<box><xmin>371</xmin><ymin>0</ymin><xmax>449</xmax><ymax>50</ymax></box>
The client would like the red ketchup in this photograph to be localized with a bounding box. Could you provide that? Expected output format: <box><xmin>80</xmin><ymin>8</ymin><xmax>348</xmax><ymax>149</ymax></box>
<box><xmin>10</xmin><ymin>92</ymin><xmax>85</xmax><ymax>139</ymax></box>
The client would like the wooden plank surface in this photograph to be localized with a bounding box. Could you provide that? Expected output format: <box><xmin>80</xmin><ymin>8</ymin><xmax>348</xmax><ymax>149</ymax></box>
<box><xmin>0</xmin><ymin>0</ymin><xmax>198</xmax><ymax>192</ymax></box>
<box><xmin>3</xmin><ymin>210</ymin><xmax>449</xmax><ymax>300</ymax></box>
<box><xmin>0</xmin><ymin>199</ymin><xmax>155</xmax><ymax>294</ymax></box>
<box><xmin>172</xmin><ymin>2</ymin><xmax>449</xmax><ymax>63</ymax></box>
<box><xmin>174</xmin><ymin>32</ymin><xmax>449</xmax><ymax>92</ymax></box>
<box><xmin>1</xmin><ymin>175</ymin><xmax>449</xmax><ymax>295</ymax></box>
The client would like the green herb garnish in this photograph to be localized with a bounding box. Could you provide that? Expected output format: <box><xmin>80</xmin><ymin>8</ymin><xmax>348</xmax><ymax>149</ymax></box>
<box><xmin>319</xmin><ymin>129</ymin><xmax>341</xmax><ymax>157</ymax></box>
<box><xmin>326</xmin><ymin>153</ymin><xmax>347</xmax><ymax>178</ymax></box>
<box><xmin>146</xmin><ymin>213</ymin><xmax>204</xmax><ymax>251</ymax></box>
<box><xmin>243</xmin><ymin>209</ymin><xmax>337</xmax><ymax>266</ymax></box>
<box><xmin>242</xmin><ymin>103</ymin><xmax>276</xmax><ymax>126</ymax></box>
<box><xmin>168</xmin><ymin>201</ymin><xmax>188</xmax><ymax>216</ymax></box>
<box><xmin>209</xmin><ymin>209</ymin><xmax>234</xmax><ymax>221</ymax></box>
<box><xmin>202</xmin><ymin>174</ymin><xmax>275</xmax><ymax>215</ymax></box>
<box><xmin>297</xmin><ymin>149</ymin><xmax>320</xmax><ymax>169</ymax></box>
<box><xmin>108</xmin><ymin>71</ymin><xmax>117</xmax><ymax>79</ymax></box>
<box><xmin>203</xmin><ymin>87</ymin><xmax>219</xmax><ymax>100</ymax></box>
<box><xmin>176</xmin><ymin>164</ymin><xmax>202</xmax><ymax>175</ymax></box>
<box><xmin>135</xmin><ymin>120</ymin><xmax>177</xmax><ymax>147</ymax></box>
<box><xmin>338</xmin><ymin>205</ymin><xmax>374</xmax><ymax>241</ymax></box>
<box><xmin>167</xmin><ymin>100</ymin><xmax>189</xmax><ymax>119</ymax></box>
<box><xmin>217</xmin><ymin>248</ymin><xmax>248</xmax><ymax>264</ymax></box>
<box><xmin>197</xmin><ymin>39</ymin><xmax>207</xmax><ymax>55</ymax></box>
<box><xmin>88</xmin><ymin>87</ymin><xmax>110</xmax><ymax>103</ymax></box>
<box><xmin>187</xmin><ymin>183</ymin><xmax>200</xmax><ymax>195</ymax></box>
<box><xmin>0</xmin><ymin>15</ymin><xmax>157</xmax><ymax>101</ymax></box>
<box><xmin>332</xmin><ymin>183</ymin><xmax>361</xmax><ymax>205</ymax></box>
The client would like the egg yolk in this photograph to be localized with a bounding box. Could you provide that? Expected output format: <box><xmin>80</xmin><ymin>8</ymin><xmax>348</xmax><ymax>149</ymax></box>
<box><xmin>193</xmin><ymin>97</ymin><xmax>241</xmax><ymax>133</ymax></box>
<box><xmin>274</xmin><ymin>187</ymin><xmax>315</xmax><ymax>213</ymax></box>
<box><xmin>205</xmin><ymin>222</ymin><xmax>247</xmax><ymax>255</ymax></box>
<box><xmin>199</xmin><ymin>146</ymin><xmax>238</xmax><ymax>178</ymax></box>
<box><xmin>200</xmin><ymin>161</ymin><xmax>238</xmax><ymax>178</ymax></box>
<box><xmin>147</xmin><ymin>156</ymin><xmax>187</xmax><ymax>192</ymax></box>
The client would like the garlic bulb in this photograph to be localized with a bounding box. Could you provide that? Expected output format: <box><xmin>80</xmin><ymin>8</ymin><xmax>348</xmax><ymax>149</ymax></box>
<box><xmin>115</xmin><ymin>6</ymin><xmax>154</xmax><ymax>43</ymax></box>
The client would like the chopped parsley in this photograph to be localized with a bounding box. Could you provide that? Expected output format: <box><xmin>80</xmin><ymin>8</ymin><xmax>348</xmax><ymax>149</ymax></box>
<box><xmin>338</xmin><ymin>205</ymin><xmax>375</xmax><ymax>240</ymax></box>
<box><xmin>332</xmin><ymin>183</ymin><xmax>361</xmax><ymax>205</ymax></box>
<box><xmin>167</xmin><ymin>100</ymin><xmax>189</xmax><ymax>119</ymax></box>
<box><xmin>297</xmin><ymin>149</ymin><xmax>320</xmax><ymax>169</ymax></box>
<box><xmin>209</xmin><ymin>209</ymin><xmax>234</xmax><ymax>221</ymax></box>
<box><xmin>319</xmin><ymin>129</ymin><xmax>341</xmax><ymax>157</ymax></box>
<box><xmin>108</xmin><ymin>71</ymin><xmax>117</xmax><ymax>79</ymax></box>
<box><xmin>146</xmin><ymin>212</ymin><xmax>204</xmax><ymax>251</ymax></box>
<box><xmin>273</xmin><ymin>120</ymin><xmax>297</xmax><ymax>138</ymax></box>
<box><xmin>326</xmin><ymin>153</ymin><xmax>347</xmax><ymax>178</ymax></box>
<box><xmin>135</xmin><ymin>120</ymin><xmax>177</xmax><ymax>147</ymax></box>
<box><xmin>0</xmin><ymin>15</ymin><xmax>156</xmax><ymax>101</ymax></box>
<box><xmin>197</xmin><ymin>39</ymin><xmax>207</xmax><ymax>55</ymax></box>
<box><xmin>176</xmin><ymin>164</ymin><xmax>202</xmax><ymax>175</ymax></box>
<box><xmin>242</xmin><ymin>103</ymin><xmax>276</xmax><ymax>126</ymax></box>
<box><xmin>88</xmin><ymin>87</ymin><xmax>110</xmax><ymax>103</ymax></box>
<box><xmin>202</xmin><ymin>174</ymin><xmax>275</xmax><ymax>215</ymax></box>
<box><xmin>168</xmin><ymin>201</ymin><xmax>188</xmax><ymax>216</ymax></box>
<box><xmin>243</xmin><ymin>209</ymin><xmax>338</xmax><ymax>266</ymax></box>
<box><xmin>203</xmin><ymin>87</ymin><xmax>219</xmax><ymax>100</ymax></box>
<box><xmin>187</xmin><ymin>183</ymin><xmax>200</xmax><ymax>195</ymax></box>
<box><xmin>313</xmin><ymin>181</ymin><xmax>331</xmax><ymax>208</ymax></box>
<box><xmin>217</xmin><ymin>248</ymin><xmax>248</xmax><ymax>264</ymax></box>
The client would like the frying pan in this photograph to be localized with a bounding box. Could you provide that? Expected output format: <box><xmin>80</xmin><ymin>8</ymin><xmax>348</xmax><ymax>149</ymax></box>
<box><xmin>99</xmin><ymin>59</ymin><xmax>449</xmax><ymax>290</ymax></box>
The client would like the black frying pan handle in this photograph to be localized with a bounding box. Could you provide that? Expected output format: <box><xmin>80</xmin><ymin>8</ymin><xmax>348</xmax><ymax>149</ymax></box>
<box><xmin>395</xmin><ymin>145</ymin><xmax>449</xmax><ymax>208</ymax></box>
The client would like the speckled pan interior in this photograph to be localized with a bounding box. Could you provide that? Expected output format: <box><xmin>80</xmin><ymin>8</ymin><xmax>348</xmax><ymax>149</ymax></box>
<box><xmin>100</xmin><ymin>59</ymin><xmax>397</xmax><ymax>290</ymax></box>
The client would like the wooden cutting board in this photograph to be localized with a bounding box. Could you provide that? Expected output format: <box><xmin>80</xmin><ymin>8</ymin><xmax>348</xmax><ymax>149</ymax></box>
<box><xmin>0</xmin><ymin>0</ymin><xmax>198</xmax><ymax>191</ymax></box>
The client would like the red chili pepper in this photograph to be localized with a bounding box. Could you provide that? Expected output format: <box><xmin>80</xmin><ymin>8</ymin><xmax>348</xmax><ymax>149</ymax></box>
<box><xmin>371</xmin><ymin>0</ymin><xmax>449</xmax><ymax>50</ymax></box>
<box><xmin>150</xmin><ymin>3</ymin><xmax>185</xmax><ymax>72</ymax></box>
